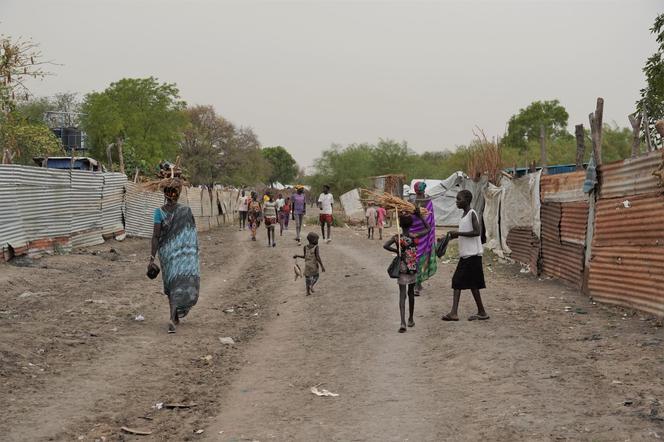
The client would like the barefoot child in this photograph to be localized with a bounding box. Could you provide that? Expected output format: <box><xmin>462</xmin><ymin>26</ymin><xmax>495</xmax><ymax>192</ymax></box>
<box><xmin>365</xmin><ymin>201</ymin><xmax>377</xmax><ymax>239</ymax></box>
<box><xmin>293</xmin><ymin>232</ymin><xmax>326</xmax><ymax>295</ymax></box>
<box><xmin>441</xmin><ymin>190</ymin><xmax>489</xmax><ymax>322</ymax></box>
<box><xmin>263</xmin><ymin>194</ymin><xmax>278</xmax><ymax>247</ymax></box>
<box><xmin>383</xmin><ymin>209</ymin><xmax>430</xmax><ymax>333</ymax></box>
<box><xmin>376</xmin><ymin>205</ymin><xmax>387</xmax><ymax>240</ymax></box>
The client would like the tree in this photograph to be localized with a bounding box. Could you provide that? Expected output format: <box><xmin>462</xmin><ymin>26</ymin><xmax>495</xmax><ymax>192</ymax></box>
<box><xmin>0</xmin><ymin>35</ymin><xmax>53</xmax><ymax>113</ymax></box>
<box><xmin>504</xmin><ymin>100</ymin><xmax>571</xmax><ymax>150</ymax></box>
<box><xmin>0</xmin><ymin>34</ymin><xmax>58</xmax><ymax>163</ymax></box>
<box><xmin>637</xmin><ymin>13</ymin><xmax>664</xmax><ymax>146</ymax></box>
<box><xmin>180</xmin><ymin>105</ymin><xmax>235</xmax><ymax>186</ymax></box>
<box><xmin>0</xmin><ymin>119</ymin><xmax>61</xmax><ymax>164</ymax></box>
<box><xmin>261</xmin><ymin>146</ymin><xmax>299</xmax><ymax>185</ymax></box>
<box><xmin>80</xmin><ymin>77</ymin><xmax>187</xmax><ymax>174</ymax></box>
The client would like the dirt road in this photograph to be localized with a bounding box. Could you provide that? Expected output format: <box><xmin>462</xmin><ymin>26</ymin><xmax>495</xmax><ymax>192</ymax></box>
<box><xmin>1</xmin><ymin>224</ymin><xmax>663</xmax><ymax>441</ymax></box>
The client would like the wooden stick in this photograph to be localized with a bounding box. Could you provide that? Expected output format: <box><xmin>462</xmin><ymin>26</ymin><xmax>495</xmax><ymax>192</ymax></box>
<box><xmin>575</xmin><ymin>124</ymin><xmax>585</xmax><ymax>170</ymax></box>
<box><xmin>539</xmin><ymin>124</ymin><xmax>548</xmax><ymax>175</ymax></box>
<box><xmin>628</xmin><ymin>113</ymin><xmax>642</xmax><ymax>158</ymax></box>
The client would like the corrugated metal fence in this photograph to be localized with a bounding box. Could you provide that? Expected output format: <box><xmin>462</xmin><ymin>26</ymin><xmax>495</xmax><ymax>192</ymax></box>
<box><xmin>588</xmin><ymin>150</ymin><xmax>664</xmax><ymax>315</ymax></box>
<box><xmin>0</xmin><ymin>165</ymin><xmax>238</xmax><ymax>261</ymax></box>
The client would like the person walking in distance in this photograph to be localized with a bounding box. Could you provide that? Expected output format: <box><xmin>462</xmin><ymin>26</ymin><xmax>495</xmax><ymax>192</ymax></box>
<box><xmin>441</xmin><ymin>190</ymin><xmax>489</xmax><ymax>322</ymax></box>
<box><xmin>292</xmin><ymin>185</ymin><xmax>307</xmax><ymax>244</ymax></box>
<box><xmin>247</xmin><ymin>192</ymin><xmax>262</xmax><ymax>241</ymax></box>
<box><xmin>376</xmin><ymin>205</ymin><xmax>387</xmax><ymax>240</ymax></box>
<box><xmin>383</xmin><ymin>209</ymin><xmax>430</xmax><ymax>333</ymax></box>
<box><xmin>318</xmin><ymin>185</ymin><xmax>334</xmax><ymax>243</ymax></box>
<box><xmin>275</xmin><ymin>193</ymin><xmax>285</xmax><ymax>235</ymax></box>
<box><xmin>365</xmin><ymin>200</ymin><xmax>377</xmax><ymax>240</ymax></box>
<box><xmin>280</xmin><ymin>196</ymin><xmax>291</xmax><ymax>235</ymax></box>
<box><xmin>263</xmin><ymin>193</ymin><xmax>278</xmax><ymax>247</ymax></box>
<box><xmin>237</xmin><ymin>190</ymin><xmax>249</xmax><ymax>231</ymax></box>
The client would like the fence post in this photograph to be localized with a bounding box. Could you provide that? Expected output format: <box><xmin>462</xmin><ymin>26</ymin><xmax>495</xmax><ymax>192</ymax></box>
<box><xmin>628</xmin><ymin>113</ymin><xmax>642</xmax><ymax>158</ymax></box>
<box><xmin>575</xmin><ymin>124</ymin><xmax>585</xmax><ymax>170</ymax></box>
<box><xmin>539</xmin><ymin>124</ymin><xmax>548</xmax><ymax>175</ymax></box>
<box><xmin>589</xmin><ymin>97</ymin><xmax>604</xmax><ymax>166</ymax></box>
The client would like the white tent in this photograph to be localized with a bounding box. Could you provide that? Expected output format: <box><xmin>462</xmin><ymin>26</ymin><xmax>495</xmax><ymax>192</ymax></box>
<box><xmin>410</xmin><ymin>173</ymin><xmax>486</xmax><ymax>227</ymax></box>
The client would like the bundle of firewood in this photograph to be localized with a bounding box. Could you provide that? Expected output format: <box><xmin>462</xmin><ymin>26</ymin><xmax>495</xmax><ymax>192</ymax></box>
<box><xmin>142</xmin><ymin>156</ymin><xmax>189</xmax><ymax>192</ymax></box>
<box><xmin>361</xmin><ymin>189</ymin><xmax>429</xmax><ymax>216</ymax></box>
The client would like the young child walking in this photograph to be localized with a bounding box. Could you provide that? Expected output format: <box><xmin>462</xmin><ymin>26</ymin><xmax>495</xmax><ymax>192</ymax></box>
<box><xmin>376</xmin><ymin>205</ymin><xmax>387</xmax><ymax>240</ymax></box>
<box><xmin>383</xmin><ymin>209</ymin><xmax>430</xmax><ymax>333</ymax></box>
<box><xmin>293</xmin><ymin>232</ymin><xmax>326</xmax><ymax>295</ymax></box>
<box><xmin>365</xmin><ymin>201</ymin><xmax>377</xmax><ymax>239</ymax></box>
<box><xmin>280</xmin><ymin>196</ymin><xmax>291</xmax><ymax>235</ymax></box>
<box><xmin>263</xmin><ymin>194</ymin><xmax>278</xmax><ymax>247</ymax></box>
<box><xmin>441</xmin><ymin>190</ymin><xmax>489</xmax><ymax>322</ymax></box>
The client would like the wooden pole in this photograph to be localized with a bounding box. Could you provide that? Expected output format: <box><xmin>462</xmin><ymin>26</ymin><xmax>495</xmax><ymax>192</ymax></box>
<box><xmin>628</xmin><ymin>113</ymin><xmax>642</xmax><ymax>158</ymax></box>
<box><xmin>643</xmin><ymin>108</ymin><xmax>653</xmax><ymax>152</ymax></box>
<box><xmin>539</xmin><ymin>124</ymin><xmax>548</xmax><ymax>175</ymax></box>
<box><xmin>106</xmin><ymin>143</ymin><xmax>114</xmax><ymax>172</ymax></box>
<box><xmin>575</xmin><ymin>124</ymin><xmax>585</xmax><ymax>170</ymax></box>
<box><xmin>117</xmin><ymin>137</ymin><xmax>125</xmax><ymax>174</ymax></box>
<box><xmin>589</xmin><ymin>97</ymin><xmax>604</xmax><ymax>166</ymax></box>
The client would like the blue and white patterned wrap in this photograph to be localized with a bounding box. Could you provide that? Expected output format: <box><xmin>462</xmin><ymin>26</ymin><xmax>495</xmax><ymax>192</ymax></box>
<box><xmin>155</xmin><ymin>204</ymin><xmax>200</xmax><ymax>317</ymax></box>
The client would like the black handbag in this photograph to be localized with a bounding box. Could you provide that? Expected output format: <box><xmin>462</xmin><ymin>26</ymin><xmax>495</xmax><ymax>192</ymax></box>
<box><xmin>387</xmin><ymin>255</ymin><xmax>401</xmax><ymax>279</ymax></box>
<box><xmin>147</xmin><ymin>263</ymin><xmax>161</xmax><ymax>279</ymax></box>
<box><xmin>436</xmin><ymin>233</ymin><xmax>451</xmax><ymax>258</ymax></box>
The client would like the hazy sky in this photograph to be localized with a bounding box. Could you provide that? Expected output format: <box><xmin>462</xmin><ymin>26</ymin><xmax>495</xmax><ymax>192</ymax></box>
<box><xmin>2</xmin><ymin>0</ymin><xmax>661</xmax><ymax>169</ymax></box>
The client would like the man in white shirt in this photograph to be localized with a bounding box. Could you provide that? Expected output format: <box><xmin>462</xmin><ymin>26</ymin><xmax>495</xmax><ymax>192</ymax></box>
<box><xmin>317</xmin><ymin>185</ymin><xmax>334</xmax><ymax>243</ymax></box>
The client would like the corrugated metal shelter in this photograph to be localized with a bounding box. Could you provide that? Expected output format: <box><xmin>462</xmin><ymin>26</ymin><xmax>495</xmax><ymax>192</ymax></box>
<box><xmin>101</xmin><ymin>173</ymin><xmax>127</xmax><ymax>238</ymax></box>
<box><xmin>0</xmin><ymin>166</ymin><xmax>29</xmax><ymax>259</ymax></box>
<box><xmin>589</xmin><ymin>150</ymin><xmax>664</xmax><ymax>315</ymax></box>
<box><xmin>125</xmin><ymin>182</ymin><xmax>163</xmax><ymax>238</ymax></box>
<box><xmin>539</xmin><ymin>172</ymin><xmax>589</xmax><ymax>288</ymax></box>
<box><xmin>70</xmin><ymin>170</ymin><xmax>105</xmax><ymax>248</ymax></box>
<box><xmin>14</xmin><ymin>166</ymin><xmax>73</xmax><ymax>257</ymax></box>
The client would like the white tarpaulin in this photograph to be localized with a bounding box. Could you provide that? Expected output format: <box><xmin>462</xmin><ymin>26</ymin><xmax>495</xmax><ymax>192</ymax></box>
<box><xmin>499</xmin><ymin>171</ymin><xmax>542</xmax><ymax>253</ymax></box>
<box><xmin>483</xmin><ymin>183</ymin><xmax>504</xmax><ymax>256</ymax></box>
<box><xmin>413</xmin><ymin>172</ymin><xmax>486</xmax><ymax>227</ymax></box>
<box><xmin>340</xmin><ymin>188</ymin><xmax>364</xmax><ymax>221</ymax></box>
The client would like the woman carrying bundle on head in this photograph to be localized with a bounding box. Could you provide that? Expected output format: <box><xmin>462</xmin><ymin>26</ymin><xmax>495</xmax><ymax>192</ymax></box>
<box><xmin>410</xmin><ymin>181</ymin><xmax>437</xmax><ymax>295</ymax></box>
<box><xmin>148</xmin><ymin>177</ymin><xmax>200</xmax><ymax>334</ymax></box>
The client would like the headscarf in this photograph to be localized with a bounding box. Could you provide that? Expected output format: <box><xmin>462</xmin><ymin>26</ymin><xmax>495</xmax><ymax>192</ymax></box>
<box><xmin>413</xmin><ymin>181</ymin><xmax>427</xmax><ymax>194</ymax></box>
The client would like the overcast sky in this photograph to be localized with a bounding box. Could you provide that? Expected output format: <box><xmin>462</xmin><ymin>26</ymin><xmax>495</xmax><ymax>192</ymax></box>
<box><xmin>2</xmin><ymin>0</ymin><xmax>661</xmax><ymax>169</ymax></box>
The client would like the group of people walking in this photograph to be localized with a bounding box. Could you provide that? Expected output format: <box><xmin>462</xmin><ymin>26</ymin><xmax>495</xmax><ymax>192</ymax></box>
<box><xmin>146</xmin><ymin>179</ymin><xmax>487</xmax><ymax>335</ymax></box>
<box><xmin>383</xmin><ymin>181</ymin><xmax>488</xmax><ymax>333</ymax></box>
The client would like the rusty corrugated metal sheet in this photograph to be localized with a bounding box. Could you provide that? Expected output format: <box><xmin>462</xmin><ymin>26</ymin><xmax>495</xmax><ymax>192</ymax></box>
<box><xmin>589</xmin><ymin>245</ymin><xmax>664</xmax><ymax>316</ymax></box>
<box><xmin>542</xmin><ymin>238</ymin><xmax>585</xmax><ymax>288</ymax></box>
<box><xmin>560</xmin><ymin>201</ymin><xmax>589</xmax><ymax>245</ymax></box>
<box><xmin>540</xmin><ymin>171</ymin><xmax>586</xmax><ymax>202</ymax></box>
<box><xmin>599</xmin><ymin>150</ymin><xmax>663</xmax><ymax>199</ymax></box>
<box><xmin>541</xmin><ymin>202</ymin><xmax>561</xmax><ymax>243</ymax></box>
<box><xmin>101</xmin><ymin>173</ymin><xmax>127</xmax><ymax>238</ymax></box>
<box><xmin>540</xmin><ymin>201</ymin><xmax>586</xmax><ymax>288</ymax></box>
<box><xmin>592</xmin><ymin>192</ymin><xmax>664</xmax><ymax>248</ymax></box>
<box><xmin>506</xmin><ymin>227</ymin><xmax>539</xmax><ymax>272</ymax></box>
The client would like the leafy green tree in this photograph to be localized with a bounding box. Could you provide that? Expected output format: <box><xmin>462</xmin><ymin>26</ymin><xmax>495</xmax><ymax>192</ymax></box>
<box><xmin>261</xmin><ymin>146</ymin><xmax>299</xmax><ymax>185</ymax></box>
<box><xmin>181</xmin><ymin>105</ymin><xmax>235</xmax><ymax>186</ymax></box>
<box><xmin>504</xmin><ymin>100</ymin><xmax>571</xmax><ymax>150</ymax></box>
<box><xmin>80</xmin><ymin>77</ymin><xmax>187</xmax><ymax>173</ymax></box>
<box><xmin>637</xmin><ymin>13</ymin><xmax>664</xmax><ymax>144</ymax></box>
<box><xmin>0</xmin><ymin>113</ymin><xmax>62</xmax><ymax>164</ymax></box>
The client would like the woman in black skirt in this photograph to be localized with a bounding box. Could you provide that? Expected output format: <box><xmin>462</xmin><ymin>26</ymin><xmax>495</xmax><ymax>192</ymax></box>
<box><xmin>441</xmin><ymin>190</ymin><xmax>489</xmax><ymax>322</ymax></box>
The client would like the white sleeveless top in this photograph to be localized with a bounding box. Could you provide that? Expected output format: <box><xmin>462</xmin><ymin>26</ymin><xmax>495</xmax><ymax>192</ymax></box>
<box><xmin>458</xmin><ymin>209</ymin><xmax>483</xmax><ymax>258</ymax></box>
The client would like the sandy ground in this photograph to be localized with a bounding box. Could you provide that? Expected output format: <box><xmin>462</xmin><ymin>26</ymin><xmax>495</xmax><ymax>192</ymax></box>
<box><xmin>1</xmin><ymin>223</ymin><xmax>664</xmax><ymax>441</ymax></box>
